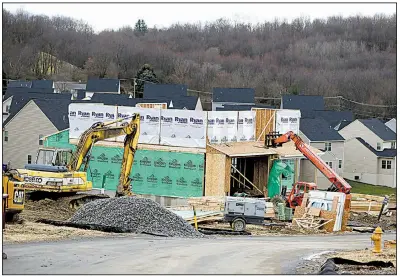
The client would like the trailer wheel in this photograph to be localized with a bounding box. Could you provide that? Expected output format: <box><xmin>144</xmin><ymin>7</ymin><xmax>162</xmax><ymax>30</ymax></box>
<box><xmin>232</xmin><ymin>218</ymin><xmax>246</xmax><ymax>232</ymax></box>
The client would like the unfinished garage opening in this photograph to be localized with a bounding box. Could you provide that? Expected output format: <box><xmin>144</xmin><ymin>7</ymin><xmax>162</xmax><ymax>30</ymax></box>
<box><xmin>230</xmin><ymin>157</ymin><xmax>268</xmax><ymax>197</ymax></box>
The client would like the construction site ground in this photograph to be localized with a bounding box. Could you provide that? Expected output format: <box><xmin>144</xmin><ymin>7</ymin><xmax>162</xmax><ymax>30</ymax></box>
<box><xmin>3</xmin><ymin>197</ymin><xmax>397</xmax><ymax>274</ymax></box>
<box><xmin>3</xmin><ymin>233</ymin><xmax>396</xmax><ymax>274</ymax></box>
<box><xmin>3</xmin><ymin>197</ymin><xmax>396</xmax><ymax>244</ymax></box>
<box><xmin>296</xmin><ymin>247</ymin><xmax>396</xmax><ymax>274</ymax></box>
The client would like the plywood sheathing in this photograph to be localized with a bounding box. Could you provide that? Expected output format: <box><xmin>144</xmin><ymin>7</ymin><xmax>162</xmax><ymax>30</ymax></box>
<box><xmin>205</xmin><ymin>153</ymin><xmax>228</xmax><ymax>196</ymax></box>
<box><xmin>253</xmin><ymin>108</ymin><xmax>277</xmax><ymax>142</ymax></box>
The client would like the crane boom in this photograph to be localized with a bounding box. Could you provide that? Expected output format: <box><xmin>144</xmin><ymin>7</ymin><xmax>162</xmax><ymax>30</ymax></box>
<box><xmin>268</xmin><ymin>131</ymin><xmax>351</xmax><ymax>194</ymax></box>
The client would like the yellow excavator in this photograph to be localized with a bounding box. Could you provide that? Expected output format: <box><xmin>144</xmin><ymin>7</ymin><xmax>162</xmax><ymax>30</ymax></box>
<box><xmin>2</xmin><ymin>168</ymin><xmax>26</xmax><ymax>221</ymax></box>
<box><xmin>8</xmin><ymin>113</ymin><xmax>140</xmax><ymax>210</ymax></box>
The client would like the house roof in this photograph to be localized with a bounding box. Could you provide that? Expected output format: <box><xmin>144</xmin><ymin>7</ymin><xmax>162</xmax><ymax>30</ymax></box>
<box><xmin>216</xmin><ymin>104</ymin><xmax>274</xmax><ymax>111</ymax></box>
<box><xmin>300</xmin><ymin>118</ymin><xmax>344</xmax><ymax>141</ymax></box>
<box><xmin>212</xmin><ymin>88</ymin><xmax>255</xmax><ymax>103</ymax></box>
<box><xmin>86</xmin><ymin>78</ymin><xmax>120</xmax><ymax>93</ymax></box>
<box><xmin>356</xmin><ymin>138</ymin><xmax>397</xmax><ymax>158</ymax></box>
<box><xmin>143</xmin><ymin>83</ymin><xmax>188</xmax><ymax>99</ymax></box>
<box><xmin>31</xmin><ymin>80</ymin><xmax>54</xmax><ymax>89</ymax></box>
<box><xmin>7</xmin><ymin>80</ymin><xmax>32</xmax><ymax>88</ymax></box>
<box><xmin>169</xmin><ymin>96</ymin><xmax>198</xmax><ymax>110</ymax></box>
<box><xmin>359</xmin><ymin>118</ymin><xmax>396</xmax><ymax>141</ymax></box>
<box><xmin>33</xmin><ymin>99</ymin><xmax>71</xmax><ymax>130</ymax></box>
<box><xmin>86</xmin><ymin>93</ymin><xmax>173</xmax><ymax>107</ymax></box>
<box><xmin>90</xmin><ymin>93</ymin><xmax>130</xmax><ymax>104</ymax></box>
<box><xmin>3</xmin><ymin>92</ymin><xmax>72</xmax><ymax>126</ymax></box>
<box><xmin>5</xmin><ymin>87</ymin><xmax>54</xmax><ymax>95</ymax></box>
<box><xmin>334</xmin><ymin>120</ymin><xmax>352</xmax><ymax>131</ymax></box>
<box><xmin>281</xmin><ymin>95</ymin><xmax>324</xmax><ymax>111</ymax></box>
<box><xmin>301</xmin><ymin>110</ymin><xmax>354</xmax><ymax>127</ymax></box>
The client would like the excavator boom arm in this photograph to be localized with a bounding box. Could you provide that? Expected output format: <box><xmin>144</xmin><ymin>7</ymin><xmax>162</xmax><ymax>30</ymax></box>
<box><xmin>67</xmin><ymin>114</ymin><xmax>140</xmax><ymax>196</ymax></box>
<box><xmin>273</xmin><ymin>131</ymin><xmax>351</xmax><ymax>194</ymax></box>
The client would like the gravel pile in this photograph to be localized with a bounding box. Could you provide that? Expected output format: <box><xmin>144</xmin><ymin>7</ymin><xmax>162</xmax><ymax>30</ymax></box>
<box><xmin>69</xmin><ymin>197</ymin><xmax>204</xmax><ymax>238</ymax></box>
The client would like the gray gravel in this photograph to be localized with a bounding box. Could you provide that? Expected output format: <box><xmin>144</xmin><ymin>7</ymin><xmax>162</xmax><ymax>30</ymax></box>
<box><xmin>69</xmin><ymin>197</ymin><xmax>204</xmax><ymax>238</ymax></box>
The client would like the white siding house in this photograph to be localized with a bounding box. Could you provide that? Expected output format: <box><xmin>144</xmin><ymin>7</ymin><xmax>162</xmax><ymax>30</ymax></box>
<box><xmin>339</xmin><ymin>119</ymin><xmax>396</xmax><ymax>151</ymax></box>
<box><xmin>3</xmin><ymin>99</ymin><xmax>70</xmax><ymax>169</ymax></box>
<box><xmin>339</xmin><ymin>119</ymin><xmax>396</xmax><ymax>187</ymax></box>
<box><xmin>342</xmin><ymin>138</ymin><xmax>396</xmax><ymax>188</ymax></box>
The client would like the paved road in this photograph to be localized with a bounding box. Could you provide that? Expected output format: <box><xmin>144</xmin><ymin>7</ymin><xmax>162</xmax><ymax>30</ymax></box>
<box><xmin>3</xmin><ymin>233</ymin><xmax>396</xmax><ymax>274</ymax></box>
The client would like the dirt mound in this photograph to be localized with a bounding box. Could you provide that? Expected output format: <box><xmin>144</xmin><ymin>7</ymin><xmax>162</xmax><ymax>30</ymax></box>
<box><xmin>349</xmin><ymin>212</ymin><xmax>396</xmax><ymax>231</ymax></box>
<box><xmin>20</xmin><ymin>198</ymin><xmax>76</xmax><ymax>223</ymax></box>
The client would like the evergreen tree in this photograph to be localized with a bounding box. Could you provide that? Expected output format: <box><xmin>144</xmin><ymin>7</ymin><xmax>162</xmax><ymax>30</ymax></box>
<box><xmin>134</xmin><ymin>64</ymin><xmax>159</xmax><ymax>97</ymax></box>
<box><xmin>134</xmin><ymin>19</ymin><xmax>148</xmax><ymax>35</ymax></box>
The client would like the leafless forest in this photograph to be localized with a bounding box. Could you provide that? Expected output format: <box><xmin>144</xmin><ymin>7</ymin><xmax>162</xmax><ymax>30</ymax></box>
<box><xmin>2</xmin><ymin>9</ymin><xmax>396</xmax><ymax>117</ymax></box>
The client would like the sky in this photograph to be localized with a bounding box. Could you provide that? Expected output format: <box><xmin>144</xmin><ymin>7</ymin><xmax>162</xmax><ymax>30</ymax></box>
<box><xmin>3</xmin><ymin>2</ymin><xmax>396</xmax><ymax>33</ymax></box>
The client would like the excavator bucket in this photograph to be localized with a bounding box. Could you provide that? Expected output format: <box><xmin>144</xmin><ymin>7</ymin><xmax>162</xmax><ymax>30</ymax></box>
<box><xmin>264</xmin><ymin>132</ymin><xmax>282</xmax><ymax>148</ymax></box>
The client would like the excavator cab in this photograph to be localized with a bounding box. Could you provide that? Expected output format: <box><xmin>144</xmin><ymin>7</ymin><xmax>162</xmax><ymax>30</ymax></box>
<box><xmin>287</xmin><ymin>182</ymin><xmax>317</xmax><ymax>209</ymax></box>
<box><xmin>24</xmin><ymin>148</ymin><xmax>73</xmax><ymax>172</ymax></box>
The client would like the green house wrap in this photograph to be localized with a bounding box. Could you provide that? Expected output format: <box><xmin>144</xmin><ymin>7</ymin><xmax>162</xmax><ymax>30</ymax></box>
<box><xmin>44</xmin><ymin>130</ymin><xmax>204</xmax><ymax>198</ymax></box>
<box><xmin>267</xmin><ymin>160</ymin><xmax>294</xmax><ymax>198</ymax></box>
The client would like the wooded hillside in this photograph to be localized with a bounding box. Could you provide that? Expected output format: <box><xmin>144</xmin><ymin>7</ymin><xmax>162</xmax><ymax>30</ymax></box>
<box><xmin>2</xmin><ymin>9</ymin><xmax>396</xmax><ymax>117</ymax></box>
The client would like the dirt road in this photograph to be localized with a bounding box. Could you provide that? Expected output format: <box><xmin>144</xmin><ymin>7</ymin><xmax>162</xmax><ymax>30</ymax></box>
<box><xmin>3</xmin><ymin>233</ymin><xmax>395</xmax><ymax>274</ymax></box>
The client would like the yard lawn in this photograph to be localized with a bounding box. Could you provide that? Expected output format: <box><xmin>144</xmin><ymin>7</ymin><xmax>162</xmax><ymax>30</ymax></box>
<box><xmin>346</xmin><ymin>179</ymin><xmax>396</xmax><ymax>201</ymax></box>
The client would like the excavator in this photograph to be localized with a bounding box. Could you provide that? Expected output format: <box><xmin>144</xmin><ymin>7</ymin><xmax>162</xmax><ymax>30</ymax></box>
<box><xmin>265</xmin><ymin>131</ymin><xmax>352</xmax><ymax>208</ymax></box>
<box><xmin>2</xmin><ymin>167</ymin><xmax>26</xmax><ymax>221</ymax></box>
<box><xmin>8</xmin><ymin>113</ymin><xmax>140</xmax><ymax>210</ymax></box>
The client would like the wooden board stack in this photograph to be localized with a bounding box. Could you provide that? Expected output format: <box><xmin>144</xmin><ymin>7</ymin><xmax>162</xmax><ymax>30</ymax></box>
<box><xmin>187</xmin><ymin>196</ymin><xmax>226</xmax><ymax>212</ymax></box>
<box><xmin>350</xmin><ymin>193</ymin><xmax>386</xmax><ymax>215</ymax></box>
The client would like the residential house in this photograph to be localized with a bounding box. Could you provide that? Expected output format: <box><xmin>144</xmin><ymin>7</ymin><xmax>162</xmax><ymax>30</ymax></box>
<box><xmin>212</xmin><ymin>88</ymin><xmax>255</xmax><ymax>111</ymax></box>
<box><xmin>385</xmin><ymin>118</ymin><xmax>396</xmax><ymax>133</ymax></box>
<box><xmin>86</xmin><ymin>78</ymin><xmax>120</xmax><ymax>96</ymax></box>
<box><xmin>298</xmin><ymin>117</ymin><xmax>346</xmax><ymax>189</ymax></box>
<box><xmin>339</xmin><ymin>118</ymin><xmax>397</xmax><ymax>151</ymax></box>
<box><xmin>342</xmin><ymin>137</ymin><xmax>396</xmax><ymax>187</ymax></box>
<box><xmin>2</xmin><ymin>91</ymin><xmax>71</xmax><ymax>122</ymax></box>
<box><xmin>3</xmin><ymin>98</ymin><xmax>71</xmax><ymax>168</ymax></box>
<box><xmin>339</xmin><ymin>118</ymin><xmax>396</xmax><ymax>187</ymax></box>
